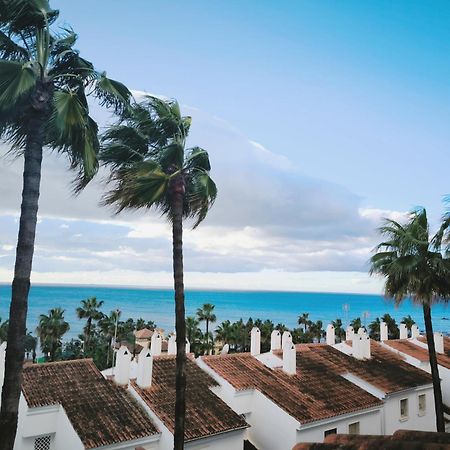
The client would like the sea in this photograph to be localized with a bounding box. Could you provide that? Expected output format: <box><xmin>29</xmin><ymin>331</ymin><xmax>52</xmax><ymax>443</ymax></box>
<box><xmin>0</xmin><ymin>284</ymin><xmax>449</xmax><ymax>341</ymax></box>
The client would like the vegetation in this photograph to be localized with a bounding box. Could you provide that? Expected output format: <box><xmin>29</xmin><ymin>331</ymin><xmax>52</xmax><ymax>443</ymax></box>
<box><xmin>196</xmin><ymin>303</ymin><xmax>216</xmax><ymax>354</ymax></box>
<box><xmin>370</xmin><ymin>207</ymin><xmax>450</xmax><ymax>432</ymax></box>
<box><xmin>0</xmin><ymin>0</ymin><xmax>130</xmax><ymax>444</ymax></box>
<box><xmin>76</xmin><ymin>297</ymin><xmax>104</xmax><ymax>351</ymax></box>
<box><xmin>100</xmin><ymin>96</ymin><xmax>217</xmax><ymax>448</ymax></box>
<box><xmin>36</xmin><ymin>308</ymin><xmax>70</xmax><ymax>362</ymax></box>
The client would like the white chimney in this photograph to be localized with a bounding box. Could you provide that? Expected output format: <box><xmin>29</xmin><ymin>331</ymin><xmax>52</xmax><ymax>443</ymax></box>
<box><xmin>185</xmin><ymin>338</ymin><xmax>190</xmax><ymax>354</ymax></box>
<box><xmin>380</xmin><ymin>321</ymin><xmax>388</xmax><ymax>341</ymax></box>
<box><xmin>151</xmin><ymin>332</ymin><xmax>162</xmax><ymax>356</ymax></box>
<box><xmin>0</xmin><ymin>342</ymin><xmax>6</xmax><ymax>387</ymax></box>
<box><xmin>282</xmin><ymin>331</ymin><xmax>293</xmax><ymax>350</ymax></box>
<box><xmin>168</xmin><ymin>334</ymin><xmax>176</xmax><ymax>355</ymax></box>
<box><xmin>326</xmin><ymin>324</ymin><xmax>335</xmax><ymax>345</ymax></box>
<box><xmin>357</xmin><ymin>327</ymin><xmax>366</xmax><ymax>335</ymax></box>
<box><xmin>251</xmin><ymin>327</ymin><xmax>261</xmax><ymax>356</ymax></box>
<box><xmin>399</xmin><ymin>323</ymin><xmax>408</xmax><ymax>339</ymax></box>
<box><xmin>345</xmin><ymin>325</ymin><xmax>354</xmax><ymax>341</ymax></box>
<box><xmin>136</xmin><ymin>347</ymin><xmax>153</xmax><ymax>389</ymax></box>
<box><xmin>115</xmin><ymin>345</ymin><xmax>131</xmax><ymax>385</ymax></box>
<box><xmin>434</xmin><ymin>332</ymin><xmax>444</xmax><ymax>354</ymax></box>
<box><xmin>283</xmin><ymin>343</ymin><xmax>296</xmax><ymax>375</ymax></box>
<box><xmin>411</xmin><ymin>324</ymin><xmax>420</xmax><ymax>339</ymax></box>
<box><xmin>270</xmin><ymin>330</ymin><xmax>281</xmax><ymax>352</ymax></box>
<box><xmin>352</xmin><ymin>332</ymin><xmax>371</xmax><ymax>360</ymax></box>
<box><xmin>221</xmin><ymin>343</ymin><xmax>230</xmax><ymax>354</ymax></box>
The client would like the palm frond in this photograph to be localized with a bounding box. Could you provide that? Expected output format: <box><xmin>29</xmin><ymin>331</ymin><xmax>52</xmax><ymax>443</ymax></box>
<box><xmin>0</xmin><ymin>30</ymin><xmax>29</xmax><ymax>60</ymax></box>
<box><xmin>93</xmin><ymin>72</ymin><xmax>131</xmax><ymax>114</ymax></box>
<box><xmin>0</xmin><ymin>60</ymin><xmax>36</xmax><ymax>110</ymax></box>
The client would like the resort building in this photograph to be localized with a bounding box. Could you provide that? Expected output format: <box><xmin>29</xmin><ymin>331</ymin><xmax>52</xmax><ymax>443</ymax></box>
<box><xmin>199</xmin><ymin>327</ymin><xmax>436</xmax><ymax>450</ymax></box>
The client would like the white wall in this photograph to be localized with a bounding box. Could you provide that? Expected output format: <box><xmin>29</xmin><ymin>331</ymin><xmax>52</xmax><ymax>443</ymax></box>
<box><xmin>295</xmin><ymin>409</ymin><xmax>381</xmax><ymax>443</ymax></box>
<box><xmin>383</xmin><ymin>387</ymin><xmax>436</xmax><ymax>434</ymax></box>
<box><xmin>186</xmin><ymin>430</ymin><xmax>246</xmax><ymax>450</ymax></box>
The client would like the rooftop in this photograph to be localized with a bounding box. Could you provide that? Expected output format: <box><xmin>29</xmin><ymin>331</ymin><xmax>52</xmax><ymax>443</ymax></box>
<box><xmin>202</xmin><ymin>350</ymin><xmax>382</xmax><ymax>425</ymax></box>
<box><xmin>22</xmin><ymin>359</ymin><xmax>158</xmax><ymax>449</ymax></box>
<box><xmin>135</xmin><ymin>328</ymin><xmax>154</xmax><ymax>339</ymax></box>
<box><xmin>132</xmin><ymin>355</ymin><xmax>248</xmax><ymax>442</ymax></box>
<box><xmin>308</xmin><ymin>341</ymin><xmax>432</xmax><ymax>394</ymax></box>
<box><xmin>384</xmin><ymin>339</ymin><xmax>450</xmax><ymax>369</ymax></box>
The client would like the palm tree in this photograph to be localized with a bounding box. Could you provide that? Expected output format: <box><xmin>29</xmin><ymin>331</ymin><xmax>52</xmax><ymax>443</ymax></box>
<box><xmin>98</xmin><ymin>310</ymin><xmax>121</xmax><ymax>367</ymax></box>
<box><xmin>380</xmin><ymin>313</ymin><xmax>400</xmax><ymax>339</ymax></box>
<box><xmin>100</xmin><ymin>96</ymin><xmax>216</xmax><ymax>449</ymax></box>
<box><xmin>331</xmin><ymin>318</ymin><xmax>345</xmax><ymax>342</ymax></box>
<box><xmin>0</xmin><ymin>2</ymin><xmax>130</xmax><ymax>443</ymax></box>
<box><xmin>298</xmin><ymin>312</ymin><xmax>310</xmax><ymax>332</ymax></box>
<box><xmin>370</xmin><ymin>208</ymin><xmax>450</xmax><ymax>432</ymax></box>
<box><xmin>196</xmin><ymin>303</ymin><xmax>217</xmax><ymax>354</ymax></box>
<box><xmin>36</xmin><ymin>308</ymin><xmax>69</xmax><ymax>362</ymax></box>
<box><xmin>76</xmin><ymin>297</ymin><xmax>104</xmax><ymax>351</ymax></box>
<box><xmin>350</xmin><ymin>317</ymin><xmax>362</xmax><ymax>333</ymax></box>
<box><xmin>368</xmin><ymin>317</ymin><xmax>381</xmax><ymax>340</ymax></box>
<box><xmin>401</xmin><ymin>314</ymin><xmax>416</xmax><ymax>330</ymax></box>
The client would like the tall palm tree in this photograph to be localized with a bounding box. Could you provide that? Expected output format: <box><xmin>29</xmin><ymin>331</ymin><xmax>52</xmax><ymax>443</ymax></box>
<box><xmin>98</xmin><ymin>309</ymin><xmax>121</xmax><ymax>367</ymax></box>
<box><xmin>76</xmin><ymin>297</ymin><xmax>104</xmax><ymax>351</ymax></box>
<box><xmin>0</xmin><ymin>2</ymin><xmax>130</xmax><ymax>444</ymax></box>
<box><xmin>100</xmin><ymin>96</ymin><xmax>216</xmax><ymax>449</ymax></box>
<box><xmin>370</xmin><ymin>208</ymin><xmax>450</xmax><ymax>432</ymax></box>
<box><xmin>36</xmin><ymin>307</ymin><xmax>69</xmax><ymax>362</ymax></box>
<box><xmin>196</xmin><ymin>303</ymin><xmax>217</xmax><ymax>354</ymax></box>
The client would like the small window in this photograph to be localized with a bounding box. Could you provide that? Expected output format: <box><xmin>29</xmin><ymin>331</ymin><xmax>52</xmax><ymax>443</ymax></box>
<box><xmin>349</xmin><ymin>421</ymin><xmax>360</xmax><ymax>435</ymax></box>
<box><xmin>400</xmin><ymin>398</ymin><xmax>409</xmax><ymax>420</ymax></box>
<box><xmin>418</xmin><ymin>394</ymin><xmax>426</xmax><ymax>416</ymax></box>
<box><xmin>34</xmin><ymin>435</ymin><xmax>51</xmax><ymax>450</ymax></box>
<box><xmin>324</xmin><ymin>428</ymin><xmax>337</xmax><ymax>438</ymax></box>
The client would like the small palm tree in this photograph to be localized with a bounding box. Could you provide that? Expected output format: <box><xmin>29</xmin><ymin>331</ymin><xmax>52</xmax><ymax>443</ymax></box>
<box><xmin>298</xmin><ymin>312</ymin><xmax>310</xmax><ymax>332</ymax></box>
<box><xmin>370</xmin><ymin>208</ymin><xmax>450</xmax><ymax>432</ymax></box>
<box><xmin>381</xmin><ymin>313</ymin><xmax>400</xmax><ymax>339</ymax></box>
<box><xmin>197</xmin><ymin>303</ymin><xmax>217</xmax><ymax>354</ymax></box>
<box><xmin>331</xmin><ymin>318</ymin><xmax>345</xmax><ymax>342</ymax></box>
<box><xmin>350</xmin><ymin>317</ymin><xmax>362</xmax><ymax>333</ymax></box>
<box><xmin>401</xmin><ymin>314</ymin><xmax>416</xmax><ymax>330</ymax></box>
<box><xmin>76</xmin><ymin>297</ymin><xmax>104</xmax><ymax>351</ymax></box>
<box><xmin>98</xmin><ymin>310</ymin><xmax>121</xmax><ymax>367</ymax></box>
<box><xmin>368</xmin><ymin>317</ymin><xmax>381</xmax><ymax>340</ymax></box>
<box><xmin>185</xmin><ymin>316</ymin><xmax>201</xmax><ymax>352</ymax></box>
<box><xmin>36</xmin><ymin>308</ymin><xmax>70</xmax><ymax>362</ymax></box>
<box><xmin>0</xmin><ymin>1</ymin><xmax>130</xmax><ymax>443</ymax></box>
<box><xmin>100</xmin><ymin>96</ymin><xmax>216</xmax><ymax>448</ymax></box>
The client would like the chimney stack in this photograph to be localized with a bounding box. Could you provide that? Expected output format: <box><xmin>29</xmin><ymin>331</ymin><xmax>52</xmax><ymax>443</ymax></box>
<box><xmin>399</xmin><ymin>323</ymin><xmax>408</xmax><ymax>340</ymax></box>
<box><xmin>346</xmin><ymin>326</ymin><xmax>354</xmax><ymax>341</ymax></box>
<box><xmin>411</xmin><ymin>324</ymin><xmax>420</xmax><ymax>339</ymax></box>
<box><xmin>251</xmin><ymin>327</ymin><xmax>261</xmax><ymax>356</ymax></box>
<box><xmin>282</xmin><ymin>331</ymin><xmax>293</xmax><ymax>350</ymax></box>
<box><xmin>115</xmin><ymin>345</ymin><xmax>131</xmax><ymax>385</ymax></box>
<box><xmin>380</xmin><ymin>321</ymin><xmax>388</xmax><ymax>341</ymax></box>
<box><xmin>168</xmin><ymin>334</ymin><xmax>176</xmax><ymax>355</ymax></box>
<box><xmin>326</xmin><ymin>324</ymin><xmax>335</xmax><ymax>345</ymax></box>
<box><xmin>434</xmin><ymin>332</ymin><xmax>444</xmax><ymax>354</ymax></box>
<box><xmin>151</xmin><ymin>332</ymin><xmax>162</xmax><ymax>356</ymax></box>
<box><xmin>0</xmin><ymin>342</ymin><xmax>6</xmax><ymax>387</ymax></box>
<box><xmin>136</xmin><ymin>347</ymin><xmax>153</xmax><ymax>389</ymax></box>
<box><xmin>283</xmin><ymin>343</ymin><xmax>296</xmax><ymax>375</ymax></box>
<box><xmin>270</xmin><ymin>330</ymin><xmax>281</xmax><ymax>352</ymax></box>
<box><xmin>221</xmin><ymin>343</ymin><xmax>230</xmax><ymax>354</ymax></box>
<box><xmin>352</xmin><ymin>332</ymin><xmax>371</xmax><ymax>360</ymax></box>
<box><xmin>185</xmin><ymin>338</ymin><xmax>190</xmax><ymax>354</ymax></box>
<box><xmin>357</xmin><ymin>327</ymin><xmax>366</xmax><ymax>335</ymax></box>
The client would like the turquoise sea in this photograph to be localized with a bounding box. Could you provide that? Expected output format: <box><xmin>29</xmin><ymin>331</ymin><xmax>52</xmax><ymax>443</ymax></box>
<box><xmin>0</xmin><ymin>284</ymin><xmax>449</xmax><ymax>341</ymax></box>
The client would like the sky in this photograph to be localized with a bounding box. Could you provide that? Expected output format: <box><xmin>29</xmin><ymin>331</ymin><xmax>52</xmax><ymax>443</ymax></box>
<box><xmin>0</xmin><ymin>1</ymin><xmax>449</xmax><ymax>293</ymax></box>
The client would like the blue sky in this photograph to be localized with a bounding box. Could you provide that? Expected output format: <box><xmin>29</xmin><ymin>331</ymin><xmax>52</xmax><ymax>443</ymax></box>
<box><xmin>0</xmin><ymin>1</ymin><xmax>449</xmax><ymax>292</ymax></box>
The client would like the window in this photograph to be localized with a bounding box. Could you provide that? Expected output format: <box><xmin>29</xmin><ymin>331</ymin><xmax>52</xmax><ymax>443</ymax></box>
<box><xmin>324</xmin><ymin>428</ymin><xmax>337</xmax><ymax>438</ymax></box>
<box><xmin>418</xmin><ymin>394</ymin><xmax>426</xmax><ymax>416</ymax></box>
<box><xmin>400</xmin><ymin>398</ymin><xmax>409</xmax><ymax>420</ymax></box>
<box><xmin>348</xmin><ymin>421</ymin><xmax>360</xmax><ymax>435</ymax></box>
<box><xmin>34</xmin><ymin>435</ymin><xmax>51</xmax><ymax>450</ymax></box>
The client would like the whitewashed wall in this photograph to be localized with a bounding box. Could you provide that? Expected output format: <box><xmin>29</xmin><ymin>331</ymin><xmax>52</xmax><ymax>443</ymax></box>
<box><xmin>383</xmin><ymin>387</ymin><xmax>435</xmax><ymax>434</ymax></box>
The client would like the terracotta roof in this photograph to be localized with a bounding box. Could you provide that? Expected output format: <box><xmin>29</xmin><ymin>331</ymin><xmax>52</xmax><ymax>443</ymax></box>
<box><xmin>297</xmin><ymin>342</ymin><xmax>432</xmax><ymax>394</ymax></box>
<box><xmin>22</xmin><ymin>359</ymin><xmax>158</xmax><ymax>449</ymax></box>
<box><xmin>293</xmin><ymin>429</ymin><xmax>450</xmax><ymax>449</ymax></box>
<box><xmin>202</xmin><ymin>351</ymin><xmax>382</xmax><ymax>425</ymax></box>
<box><xmin>132</xmin><ymin>355</ymin><xmax>248</xmax><ymax>442</ymax></box>
<box><xmin>135</xmin><ymin>328</ymin><xmax>154</xmax><ymax>339</ymax></box>
<box><xmin>384</xmin><ymin>339</ymin><xmax>450</xmax><ymax>369</ymax></box>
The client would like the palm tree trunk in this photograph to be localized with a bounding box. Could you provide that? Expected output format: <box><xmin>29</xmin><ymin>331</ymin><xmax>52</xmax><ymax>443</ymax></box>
<box><xmin>172</xmin><ymin>187</ymin><xmax>186</xmax><ymax>450</ymax></box>
<box><xmin>206</xmin><ymin>320</ymin><xmax>209</xmax><ymax>354</ymax></box>
<box><xmin>423</xmin><ymin>303</ymin><xmax>445</xmax><ymax>432</ymax></box>
<box><xmin>86</xmin><ymin>317</ymin><xmax>92</xmax><ymax>352</ymax></box>
<box><xmin>0</xmin><ymin>80</ymin><xmax>52</xmax><ymax>450</ymax></box>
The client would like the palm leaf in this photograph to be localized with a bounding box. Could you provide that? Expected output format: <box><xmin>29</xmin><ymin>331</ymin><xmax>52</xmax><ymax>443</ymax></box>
<box><xmin>94</xmin><ymin>72</ymin><xmax>131</xmax><ymax>114</ymax></box>
<box><xmin>0</xmin><ymin>60</ymin><xmax>36</xmax><ymax>110</ymax></box>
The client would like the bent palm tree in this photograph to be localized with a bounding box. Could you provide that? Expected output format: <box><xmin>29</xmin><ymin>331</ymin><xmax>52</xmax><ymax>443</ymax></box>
<box><xmin>36</xmin><ymin>307</ymin><xmax>69</xmax><ymax>362</ymax></box>
<box><xmin>76</xmin><ymin>297</ymin><xmax>104</xmax><ymax>351</ymax></box>
<box><xmin>0</xmin><ymin>2</ymin><xmax>130</xmax><ymax>445</ymax></box>
<box><xmin>196</xmin><ymin>303</ymin><xmax>216</xmax><ymax>354</ymax></box>
<box><xmin>100</xmin><ymin>96</ymin><xmax>216</xmax><ymax>449</ymax></box>
<box><xmin>370</xmin><ymin>208</ymin><xmax>450</xmax><ymax>432</ymax></box>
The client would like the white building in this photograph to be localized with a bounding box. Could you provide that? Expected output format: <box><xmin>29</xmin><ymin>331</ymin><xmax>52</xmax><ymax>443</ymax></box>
<box><xmin>199</xmin><ymin>326</ymin><xmax>436</xmax><ymax>450</ymax></box>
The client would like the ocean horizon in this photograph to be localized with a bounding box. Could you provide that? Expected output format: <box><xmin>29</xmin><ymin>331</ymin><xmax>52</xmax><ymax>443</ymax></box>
<box><xmin>1</xmin><ymin>283</ymin><xmax>449</xmax><ymax>341</ymax></box>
